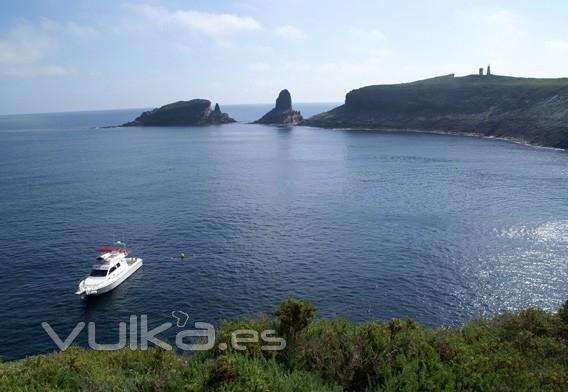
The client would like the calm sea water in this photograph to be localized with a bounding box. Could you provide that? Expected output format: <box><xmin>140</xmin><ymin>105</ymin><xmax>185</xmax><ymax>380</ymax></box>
<box><xmin>0</xmin><ymin>104</ymin><xmax>567</xmax><ymax>360</ymax></box>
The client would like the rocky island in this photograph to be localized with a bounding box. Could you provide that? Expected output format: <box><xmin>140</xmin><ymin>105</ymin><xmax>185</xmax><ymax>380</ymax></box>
<box><xmin>122</xmin><ymin>99</ymin><xmax>235</xmax><ymax>126</ymax></box>
<box><xmin>253</xmin><ymin>89</ymin><xmax>303</xmax><ymax>125</ymax></box>
<box><xmin>303</xmin><ymin>73</ymin><xmax>568</xmax><ymax>149</ymax></box>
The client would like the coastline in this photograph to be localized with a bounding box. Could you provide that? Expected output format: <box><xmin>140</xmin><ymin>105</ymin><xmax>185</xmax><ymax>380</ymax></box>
<box><xmin>299</xmin><ymin>124</ymin><xmax>567</xmax><ymax>151</ymax></box>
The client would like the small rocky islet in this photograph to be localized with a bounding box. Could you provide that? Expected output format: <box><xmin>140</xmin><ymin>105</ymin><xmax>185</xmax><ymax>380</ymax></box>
<box><xmin>120</xmin><ymin>70</ymin><xmax>568</xmax><ymax>149</ymax></box>
<box><xmin>253</xmin><ymin>89</ymin><xmax>303</xmax><ymax>125</ymax></box>
<box><xmin>121</xmin><ymin>99</ymin><xmax>235</xmax><ymax>126</ymax></box>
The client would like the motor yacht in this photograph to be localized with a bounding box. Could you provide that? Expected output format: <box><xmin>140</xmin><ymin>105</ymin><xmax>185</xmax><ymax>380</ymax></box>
<box><xmin>75</xmin><ymin>242</ymin><xmax>143</xmax><ymax>297</ymax></box>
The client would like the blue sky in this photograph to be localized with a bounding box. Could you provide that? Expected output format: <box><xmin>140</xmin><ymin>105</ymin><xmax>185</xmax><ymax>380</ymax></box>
<box><xmin>1</xmin><ymin>0</ymin><xmax>567</xmax><ymax>114</ymax></box>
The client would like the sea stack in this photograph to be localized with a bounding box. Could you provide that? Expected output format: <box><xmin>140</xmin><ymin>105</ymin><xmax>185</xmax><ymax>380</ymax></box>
<box><xmin>122</xmin><ymin>99</ymin><xmax>236</xmax><ymax>126</ymax></box>
<box><xmin>207</xmin><ymin>103</ymin><xmax>236</xmax><ymax>124</ymax></box>
<box><xmin>253</xmin><ymin>89</ymin><xmax>303</xmax><ymax>125</ymax></box>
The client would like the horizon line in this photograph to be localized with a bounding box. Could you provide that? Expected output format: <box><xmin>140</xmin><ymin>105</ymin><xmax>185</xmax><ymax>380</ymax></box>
<box><xmin>0</xmin><ymin>101</ymin><xmax>343</xmax><ymax>117</ymax></box>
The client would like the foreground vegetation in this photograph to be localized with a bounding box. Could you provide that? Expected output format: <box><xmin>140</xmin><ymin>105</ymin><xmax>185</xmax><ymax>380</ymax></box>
<box><xmin>1</xmin><ymin>299</ymin><xmax>567</xmax><ymax>391</ymax></box>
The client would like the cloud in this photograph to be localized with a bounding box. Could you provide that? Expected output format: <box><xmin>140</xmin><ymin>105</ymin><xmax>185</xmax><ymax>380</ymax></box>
<box><xmin>0</xmin><ymin>22</ymin><xmax>75</xmax><ymax>78</ymax></box>
<box><xmin>545</xmin><ymin>39</ymin><xmax>568</xmax><ymax>50</ymax></box>
<box><xmin>274</xmin><ymin>25</ymin><xmax>306</xmax><ymax>40</ymax></box>
<box><xmin>40</xmin><ymin>18</ymin><xmax>101</xmax><ymax>38</ymax></box>
<box><xmin>0</xmin><ymin>24</ymin><xmax>53</xmax><ymax>65</ymax></box>
<box><xmin>0</xmin><ymin>19</ymin><xmax>94</xmax><ymax>79</ymax></box>
<box><xmin>126</xmin><ymin>4</ymin><xmax>261</xmax><ymax>38</ymax></box>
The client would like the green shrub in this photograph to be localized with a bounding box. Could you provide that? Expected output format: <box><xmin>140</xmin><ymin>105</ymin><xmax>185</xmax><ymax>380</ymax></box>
<box><xmin>204</xmin><ymin>356</ymin><xmax>239</xmax><ymax>389</ymax></box>
<box><xmin>274</xmin><ymin>298</ymin><xmax>316</xmax><ymax>339</ymax></box>
<box><xmin>297</xmin><ymin>319</ymin><xmax>388</xmax><ymax>390</ymax></box>
<box><xmin>559</xmin><ymin>300</ymin><xmax>568</xmax><ymax>324</ymax></box>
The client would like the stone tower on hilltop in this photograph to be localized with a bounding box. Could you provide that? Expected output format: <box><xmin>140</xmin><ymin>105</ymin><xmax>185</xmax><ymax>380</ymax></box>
<box><xmin>477</xmin><ymin>65</ymin><xmax>492</xmax><ymax>76</ymax></box>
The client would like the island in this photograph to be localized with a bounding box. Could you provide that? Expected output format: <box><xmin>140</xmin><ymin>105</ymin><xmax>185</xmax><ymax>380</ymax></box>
<box><xmin>253</xmin><ymin>89</ymin><xmax>303</xmax><ymax>125</ymax></box>
<box><xmin>303</xmin><ymin>71</ymin><xmax>568</xmax><ymax>149</ymax></box>
<box><xmin>122</xmin><ymin>99</ymin><xmax>235</xmax><ymax>126</ymax></box>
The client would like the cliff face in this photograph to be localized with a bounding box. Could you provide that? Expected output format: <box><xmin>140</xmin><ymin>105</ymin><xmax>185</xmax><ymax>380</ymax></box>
<box><xmin>122</xmin><ymin>99</ymin><xmax>236</xmax><ymax>126</ymax></box>
<box><xmin>254</xmin><ymin>89</ymin><xmax>303</xmax><ymax>125</ymax></box>
<box><xmin>303</xmin><ymin>74</ymin><xmax>568</xmax><ymax>149</ymax></box>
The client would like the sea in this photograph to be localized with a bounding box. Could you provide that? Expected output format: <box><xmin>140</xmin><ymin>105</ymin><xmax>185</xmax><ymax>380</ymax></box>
<box><xmin>0</xmin><ymin>103</ymin><xmax>567</xmax><ymax>360</ymax></box>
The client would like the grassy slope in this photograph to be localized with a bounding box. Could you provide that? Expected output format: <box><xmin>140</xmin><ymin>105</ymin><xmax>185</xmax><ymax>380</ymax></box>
<box><xmin>1</xmin><ymin>299</ymin><xmax>567</xmax><ymax>391</ymax></box>
<box><xmin>347</xmin><ymin>74</ymin><xmax>568</xmax><ymax>113</ymax></box>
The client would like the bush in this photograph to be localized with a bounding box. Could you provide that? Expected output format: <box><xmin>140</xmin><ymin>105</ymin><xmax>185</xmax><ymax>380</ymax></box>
<box><xmin>274</xmin><ymin>298</ymin><xmax>316</xmax><ymax>339</ymax></box>
<box><xmin>559</xmin><ymin>300</ymin><xmax>568</xmax><ymax>324</ymax></box>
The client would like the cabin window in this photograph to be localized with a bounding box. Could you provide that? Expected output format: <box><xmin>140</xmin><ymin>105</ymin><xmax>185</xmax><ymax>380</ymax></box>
<box><xmin>90</xmin><ymin>269</ymin><xmax>107</xmax><ymax>277</ymax></box>
<box><xmin>109</xmin><ymin>266</ymin><xmax>117</xmax><ymax>274</ymax></box>
<box><xmin>116</xmin><ymin>263</ymin><xmax>121</xmax><ymax>268</ymax></box>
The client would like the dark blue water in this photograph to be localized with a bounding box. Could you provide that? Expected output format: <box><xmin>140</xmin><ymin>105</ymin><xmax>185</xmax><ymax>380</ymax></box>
<box><xmin>0</xmin><ymin>104</ymin><xmax>567</xmax><ymax>360</ymax></box>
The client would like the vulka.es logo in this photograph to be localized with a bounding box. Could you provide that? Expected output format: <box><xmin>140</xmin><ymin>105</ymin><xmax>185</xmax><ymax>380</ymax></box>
<box><xmin>41</xmin><ymin>313</ymin><xmax>286</xmax><ymax>352</ymax></box>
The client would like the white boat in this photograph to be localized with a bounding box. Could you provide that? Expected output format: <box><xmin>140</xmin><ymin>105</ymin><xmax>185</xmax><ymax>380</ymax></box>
<box><xmin>75</xmin><ymin>243</ymin><xmax>143</xmax><ymax>297</ymax></box>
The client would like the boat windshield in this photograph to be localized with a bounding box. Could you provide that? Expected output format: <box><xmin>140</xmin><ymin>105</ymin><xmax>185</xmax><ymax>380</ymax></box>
<box><xmin>90</xmin><ymin>269</ymin><xmax>107</xmax><ymax>277</ymax></box>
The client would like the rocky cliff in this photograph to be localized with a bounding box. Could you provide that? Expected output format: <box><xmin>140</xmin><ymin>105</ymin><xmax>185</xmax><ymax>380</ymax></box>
<box><xmin>303</xmin><ymin>74</ymin><xmax>568</xmax><ymax>149</ymax></box>
<box><xmin>253</xmin><ymin>89</ymin><xmax>303</xmax><ymax>125</ymax></box>
<box><xmin>122</xmin><ymin>99</ymin><xmax>235</xmax><ymax>126</ymax></box>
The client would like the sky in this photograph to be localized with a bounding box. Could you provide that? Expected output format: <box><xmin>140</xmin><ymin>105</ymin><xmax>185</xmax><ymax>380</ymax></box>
<box><xmin>1</xmin><ymin>0</ymin><xmax>568</xmax><ymax>114</ymax></box>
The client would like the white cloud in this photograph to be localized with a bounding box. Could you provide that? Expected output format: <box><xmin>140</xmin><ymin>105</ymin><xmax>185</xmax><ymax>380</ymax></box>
<box><xmin>545</xmin><ymin>39</ymin><xmax>568</xmax><ymax>50</ymax></box>
<box><xmin>274</xmin><ymin>25</ymin><xmax>306</xmax><ymax>40</ymax></box>
<box><xmin>40</xmin><ymin>19</ymin><xmax>101</xmax><ymax>38</ymax></box>
<box><xmin>0</xmin><ymin>24</ymin><xmax>53</xmax><ymax>65</ymax></box>
<box><xmin>0</xmin><ymin>22</ymin><xmax>74</xmax><ymax>78</ymax></box>
<box><xmin>127</xmin><ymin>4</ymin><xmax>261</xmax><ymax>38</ymax></box>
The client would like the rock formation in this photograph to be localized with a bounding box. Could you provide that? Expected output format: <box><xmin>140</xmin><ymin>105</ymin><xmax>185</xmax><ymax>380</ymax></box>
<box><xmin>207</xmin><ymin>103</ymin><xmax>236</xmax><ymax>124</ymax></box>
<box><xmin>303</xmin><ymin>74</ymin><xmax>568</xmax><ymax>149</ymax></box>
<box><xmin>122</xmin><ymin>99</ymin><xmax>236</xmax><ymax>126</ymax></box>
<box><xmin>253</xmin><ymin>89</ymin><xmax>303</xmax><ymax>125</ymax></box>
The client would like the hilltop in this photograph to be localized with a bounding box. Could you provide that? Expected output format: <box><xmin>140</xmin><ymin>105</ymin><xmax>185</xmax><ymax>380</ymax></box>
<box><xmin>303</xmin><ymin>74</ymin><xmax>568</xmax><ymax>149</ymax></box>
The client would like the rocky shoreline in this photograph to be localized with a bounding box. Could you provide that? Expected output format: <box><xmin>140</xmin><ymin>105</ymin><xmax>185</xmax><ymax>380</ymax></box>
<box><xmin>301</xmin><ymin>125</ymin><xmax>566</xmax><ymax>151</ymax></box>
